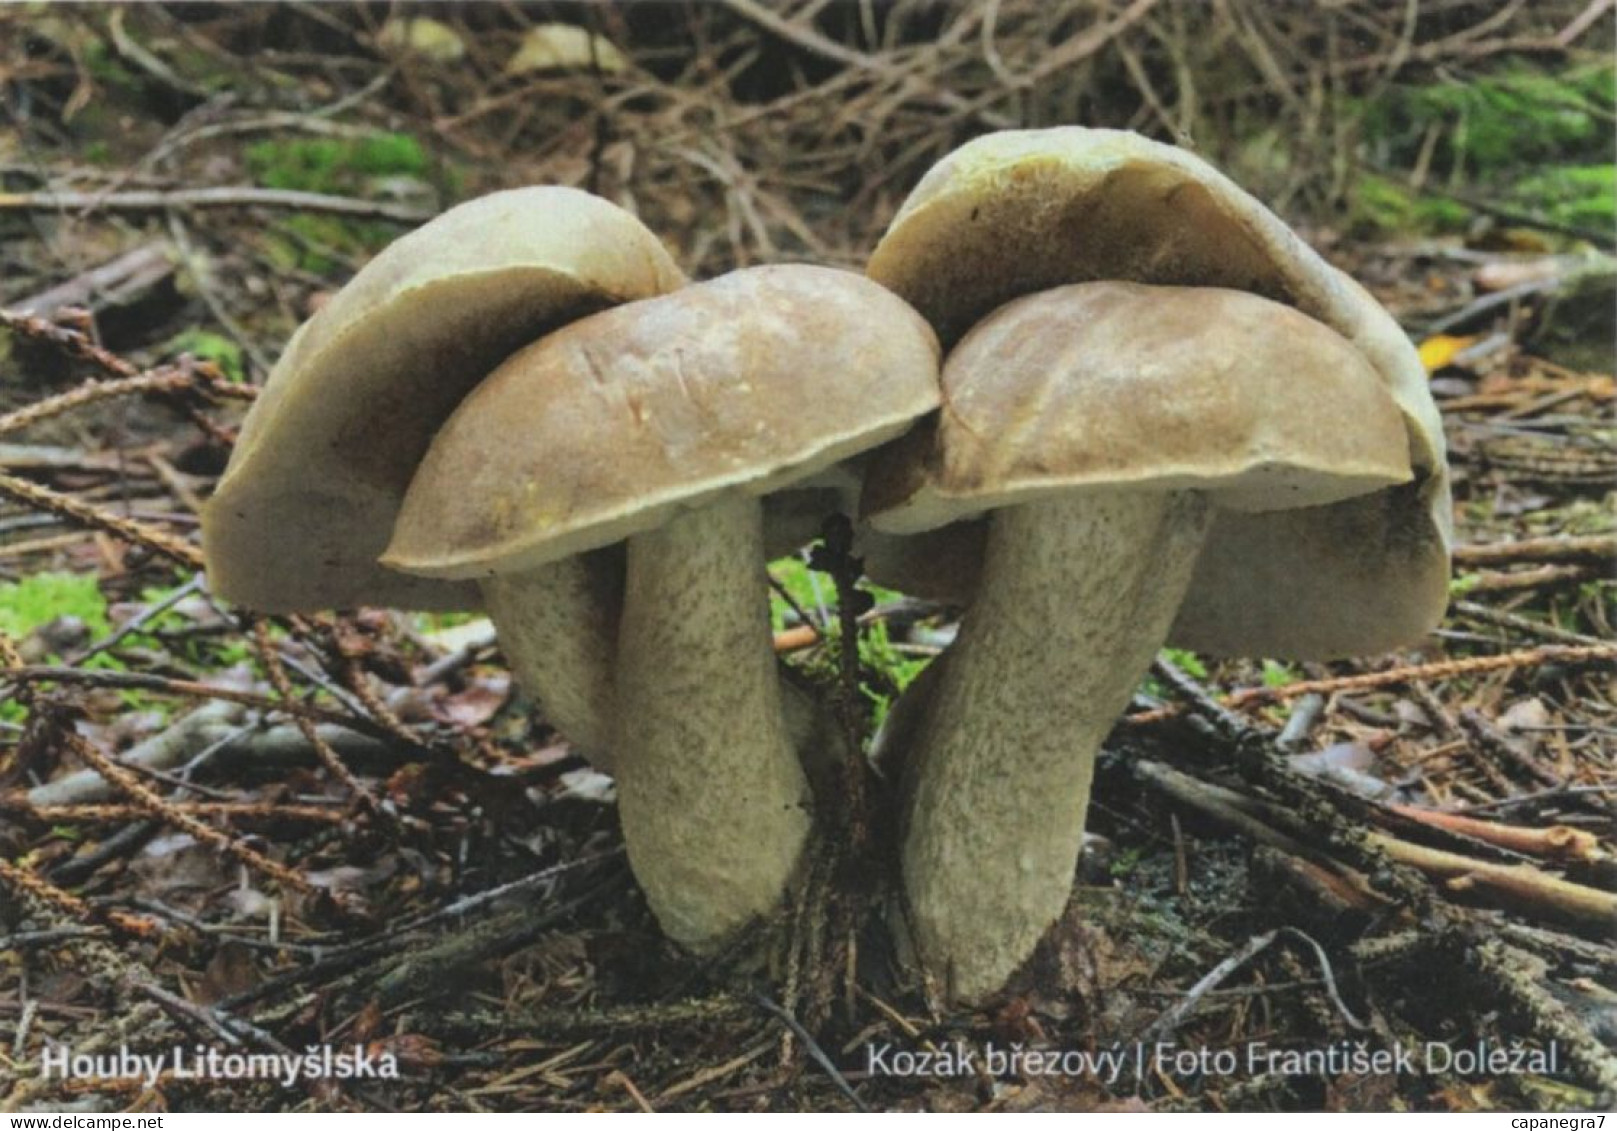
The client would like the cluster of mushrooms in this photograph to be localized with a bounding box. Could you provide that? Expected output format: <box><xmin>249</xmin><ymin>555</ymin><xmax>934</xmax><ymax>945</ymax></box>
<box><xmin>203</xmin><ymin>128</ymin><xmax>1452</xmax><ymax>1004</ymax></box>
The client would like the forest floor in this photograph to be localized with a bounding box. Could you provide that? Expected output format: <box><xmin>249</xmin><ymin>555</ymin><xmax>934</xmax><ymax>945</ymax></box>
<box><xmin>0</xmin><ymin>3</ymin><xmax>1612</xmax><ymax>1114</ymax></box>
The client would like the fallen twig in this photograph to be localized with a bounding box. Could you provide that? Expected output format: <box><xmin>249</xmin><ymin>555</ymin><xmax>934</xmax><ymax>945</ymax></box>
<box><xmin>0</xmin><ymin>470</ymin><xmax>203</xmax><ymax>567</ymax></box>
<box><xmin>1385</xmin><ymin>804</ymin><xmax>1602</xmax><ymax>864</ymax></box>
<box><xmin>1127</xmin><ymin>645</ymin><xmax>1617</xmax><ymax>726</ymax></box>
<box><xmin>0</xmin><ymin>186</ymin><xmax>432</xmax><ymax>224</ymax></box>
<box><xmin>1468</xmin><ymin>938</ymin><xmax>1617</xmax><ymax>1097</ymax></box>
<box><xmin>0</xmin><ymin>857</ymin><xmax>156</xmax><ymax>938</ymax></box>
<box><xmin>16</xmin><ymin>801</ymin><xmax>347</xmax><ymax>824</ymax></box>
<box><xmin>3</xmin><ymin>666</ymin><xmax>404</xmax><ymax>745</ymax></box>
<box><xmin>253</xmin><ymin>618</ymin><xmax>378</xmax><ymax>812</ymax></box>
<box><xmin>1138</xmin><ymin>760</ymin><xmax>1617</xmax><ymax>934</ymax></box>
<box><xmin>1452</xmin><ymin>600</ymin><xmax>1607</xmax><ymax>648</ymax></box>
<box><xmin>1464</xmin><ymin>564</ymin><xmax>1598</xmax><ymax>594</ymax></box>
<box><xmin>1453</xmin><ymin>533</ymin><xmax>1616</xmax><ymax>568</ymax></box>
<box><xmin>54</xmin><ymin>729</ymin><xmax>323</xmax><ymax>901</ymax></box>
<box><xmin>1140</xmin><ymin>927</ymin><xmax>1366</xmax><ymax>1044</ymax></box>
<box><xmin>1369</xmin><ymin>832</ymin><xmax>1616</xmax><ymax>933</ymax></box>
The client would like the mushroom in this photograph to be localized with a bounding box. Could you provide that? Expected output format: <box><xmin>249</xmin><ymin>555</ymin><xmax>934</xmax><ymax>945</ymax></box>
<box><xmin>864</xmin><ymin>281</ymin><xmax>1429</xmax><ymax>1000</ymax></box>
<box><xmin>385</xmin><ymin>264</ymin><xmax>940</xmax><ymax>950</ymax></box>
<box><xmin>862</xmin><ymin>127</ymin><xmax>1453</xmax><ymax>650</ymax></box>
<box><xmin>202</xmin><ymin>186</ymin><xmax>685</xmax><ymax>763</ymax></box>
<box><xmin>858</xmin><ymin>128</ymin><xmax>1453</xmax><ymax>1002</ymax></box>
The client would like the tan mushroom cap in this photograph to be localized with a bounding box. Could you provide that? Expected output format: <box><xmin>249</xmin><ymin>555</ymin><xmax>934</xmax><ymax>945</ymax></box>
<box><xmin>863</xmin><ymin>127</ymin><xmax>1451</xmax><ymax>658</ymax></box>
<box><xmin>866</xmin><ymin>282</ymin><xmax>1412</xmax><ymax>526</ymax></box>
<box><xmin>866</xmin><ymin>283</ymin><xmax>1444</xmax><ymax>658</ymax></box>
<box><xmin>384</xmin><ymin>264</ymin><xmax>940</xmax><ymax>579</ymax></box>
<box><xmin>203</xmin><ymin>186</ymin><xmax>684</xmax><ymax>613</ymax></box>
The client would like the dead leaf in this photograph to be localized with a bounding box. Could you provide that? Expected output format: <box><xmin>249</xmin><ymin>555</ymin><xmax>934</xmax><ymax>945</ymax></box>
<box><xmin>1418</xmin><ymin>334</ymin><xmax>1481</xmax><ymax>373</ymax></box>
<box><xmin>505</xmin><ymin>24</ymin><xmax>627</xmax><ymax>76</ymax></box>
<box><xmin>431</xmin><ymin>674</ymin><xmax>511</xmax><ymax>728</ymax></box>
<box><xmin>195</xmin><ymin>942</ymin><xmax>259</xmax><ymax>1005</ymax></box>
<box><xmin>378</xmin><ymin>17</ymin><xmax>465</xmax><ymax>62</ymax></box>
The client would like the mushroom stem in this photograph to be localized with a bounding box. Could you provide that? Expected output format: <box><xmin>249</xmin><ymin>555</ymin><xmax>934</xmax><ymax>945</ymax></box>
<box><xmin>483</xmin><ymin>551</ymin><xmax>839</xmax><ymax>780</ymax></box>
<box><xmin>898</xmin><ymin>491</ymin><xmax>1212</xmax><ymax>1001</ymax></box>
<box><xmin>615</xmin><ymin>492</ymin><xmax>813</xmax><ymax>950</ymax></box>
<box><xmin>482</xmin><ymin>554</ymin><xmax>621</xmax><ymax>766</ymax></box>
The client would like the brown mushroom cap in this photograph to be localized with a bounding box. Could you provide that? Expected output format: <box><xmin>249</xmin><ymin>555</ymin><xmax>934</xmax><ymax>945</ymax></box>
<box><xmin>865</xmin><ymin>283</ymin><xmax>1412</xmax><ymax>533</ymax></box>
<box><xmin>203</xmin><ymin>186</ymin><xmax>684</xmax><ymax>613</ymax></box>
<box><xmin>863</xmin><ymin>127</ymin><xmax>1451</xmax><ymax>658</ymax></box>
<box><xmin>384</xmin><ymin>264</ymin><xmax>940</xmax><ymax>578</ymax></box>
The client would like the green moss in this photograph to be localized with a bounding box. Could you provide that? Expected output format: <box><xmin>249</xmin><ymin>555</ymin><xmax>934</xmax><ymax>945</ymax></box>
<box><xmin>1351</xmin><ymin>64</ymin><xmax>1615</xmax><ymax>239</ymax></box>
<box><xmin>0</xmin><ymin>572</ymin><xmax>110</xmax><ymax>640</ymax></box>
<box><xmin>1260</xmin><ymin>660</ymin><xmax>1297</xmax><ymax>689</ymax></box>
<box><xmin>768</xmin><ymin>556</ymin><xmax>828</xmax><ymax>632</ymax></box>
<box><xmin>414</xmin><ymin>611</ymin><xmax>480</xmax><ymax>633</ymax></box>
<box><xmin>245</xmin><ymin>133</ymin><xmax>429</xmax><ymax>194</ymax></box>
<box><xmin>164</xmin><ymin>329</ymin><xmax>244</xmax><ymax>382</ymax></box>
<box><xmin>265</xmin><ymin>214</ymin><xmax>392</xmax><ymax>275</ymax></box>
<box><xmin>859</xmin><ymin>619</ymin><xmax>927</xmax><ymax>694</ymax></box>
<box><xmin>245</xmin><ymin>133</ymin><xmax>439</xmax><ymax>273</ymax></box>
<box><xmin>1160</xmin><ymin>647</ymin><xmax>1207</xmax><ymax>680</ymax></box>
<box><xmin>0</xmin><ymin>573</ymin><xmax>113</xmax><ymax>722</ymax></box>
<box><xmin>1348</xmin><ymin>173</ymin><xmax>1470</xmax><ymax>237</ymax></box>
<box><xmin>1358</xmin><ymin>63</ymin><xmax>1615</xmax><ymax>177</ymax></box>
<box><xmin>1506</xmin><ymin>164</ymin><xmax>1616</xmax><ymax>232</ymax></box>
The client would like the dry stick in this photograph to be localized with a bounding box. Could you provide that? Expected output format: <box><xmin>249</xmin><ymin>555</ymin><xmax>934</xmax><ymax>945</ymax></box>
<box><xmin>0</xmin><ymin>857</ymin><xmax>155</xmax><ymax>937</ymax></box>
<box><xmin>1454</xmin><ymin>534</ymin><xmax>1616</xmax><ymax>568</ymax></box>
<box><xmin>1467</xmin><ymin>565</ymin><xmax>1596</xmax><ymax>594</ymax></box>
<box><xmin>58</xmin><ymin>729</ymin><xmax>321</xmax><ymax>901</ymax></box>
<box><xmin>252</xmin><ymin>618</ymin><xmax>377</xmax><ymax>812</ymax></box>
<box><xmin>717</xmin><ymin>0</ymin><xmax>1015</xmax><ymax>130</ymax></box>
<box><xmin>1142</xmin><ymin>926</ymin><xmax>1367</xmax><ymax>1043</ymax></box>
<box><xmin>1452</xmin><ymin>600</ymin><xmax>1607</xmax><ymax>648</ymax></box>
<box><xmin>1384</xmin><ymin>804</ymin><xmax>1602</xmax><ymax>864</ymax></box>
<box><xmin>0</xmin><ymin>186</ymin><xmax>432</xmax><ymax>224</ymax></box>
<box><xmin>1469</xmin><ymin>938</ymin><xmax>1617</xmax><ymax>1098</ymax></box>
<box><xmin>1140</xmin><ymin>761</ymin><xmax>1616</xmax><ymax>932</ymax></box>
<box><xmin>772</xmin><ymin>624</ymin><xmax>820</xmax><ymax>653</ymax></box>
<box><xmin>21</xmin><ymin>802</ymin><xmax>346</xmax><ymax>825</ymax></box>
<box><xmin>0</xmin><ymin>371</ymin><xmax>226</xmax><ymax>438</ymax></box>
<box><xmin>0</xmin><ymin>471</ymin><xmax>203</xmax><ymax>568</ymax></box>
<box><xmin>1</xmin><ymin>666</ymin><xmax>396</xmax><ymax>741</ymax></box>
<box><xmin>1133</xmin><ymin>760</ymin><xmax>1387</xmax><ymax>914</ymax></box>
<box><xmin>1457</xmin><ymin>709</ymin><xmax>1565</xmax><ymax>791</ymax></box>
<box><xmin>0</xmin><ymin>309</ymin><xmax>255</xmax><ymax>396</ymax></box>
<box><xmin>1125</xmin><ymin>645</ymin><xmax>1617</xmax><ymax>726</ymax></box>
<box><xmin>6</xmin><ymin>242</ymin><xmax>177</xmax><ymax>320</ymax></box>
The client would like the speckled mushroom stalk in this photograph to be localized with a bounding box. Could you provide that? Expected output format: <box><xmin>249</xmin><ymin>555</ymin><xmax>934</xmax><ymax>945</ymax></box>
<box><xmin>386</xmin><ymin>264</ymin><xmax>940</xmax><ymax>952</ymax></box>
<box><xmin>481</xmin><ymin>491</ymin><xmax>861</xmax><ymax>777</ymax></box>
<box><xmin>474</xmin><ymin>499</ymin><xmax>857</xmax><ymax>944</ymax></box>
<box><xmin>481</xmin><ymin>555</ymin><xmax>621</xmax><ymax>762</ymax></box>
<box><xmin>615</xmin><ymin>494</ymin><xmax>811</xmax><ymax>946</ymax></box>
<box><xmin>895</xmin><ymin>493</ymin><xmax>1209</xmax><ymax>1001</ymax></box>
